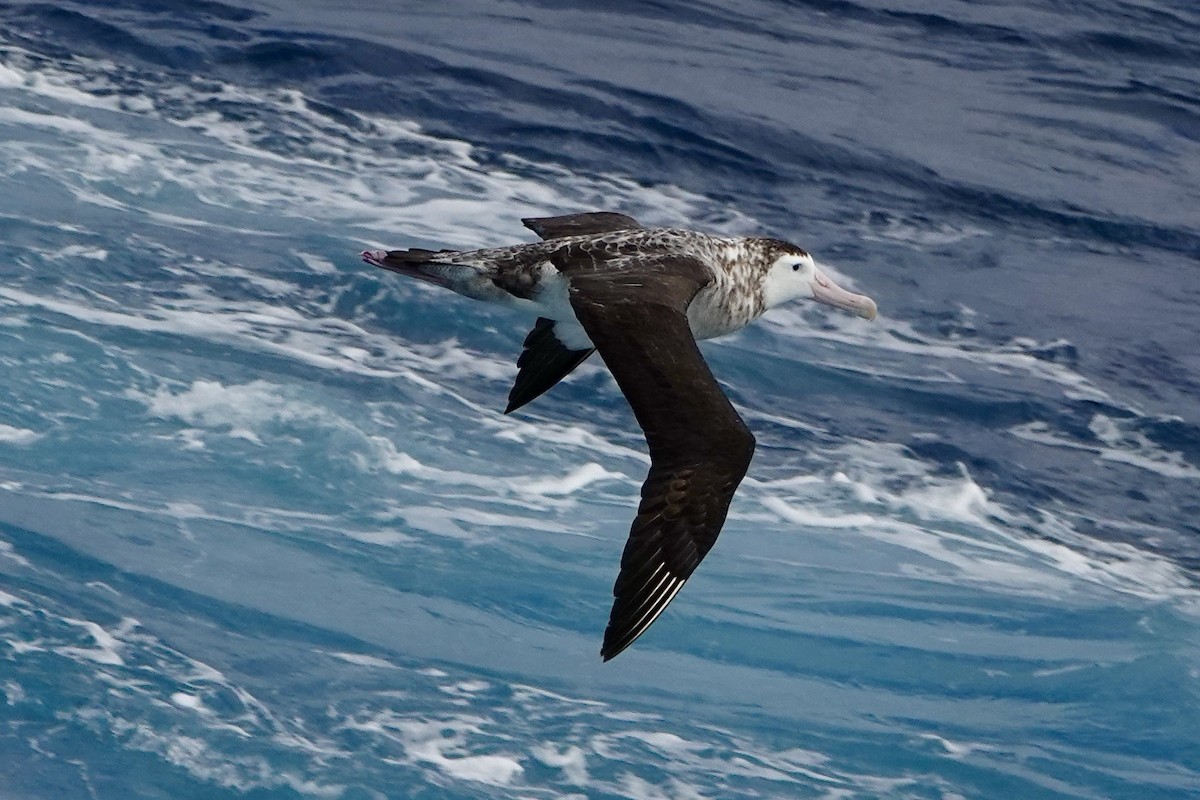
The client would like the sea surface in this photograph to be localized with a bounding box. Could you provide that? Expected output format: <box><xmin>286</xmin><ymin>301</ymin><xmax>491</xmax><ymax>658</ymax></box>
<box><xmin>2</xmin><ymin>1</ymin><xmax>1199</xmax><ymax>798</ymax></box>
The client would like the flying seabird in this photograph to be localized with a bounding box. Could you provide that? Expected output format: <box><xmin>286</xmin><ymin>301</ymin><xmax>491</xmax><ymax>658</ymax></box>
<box><xmin>362</xmin><ymin>211</ymin><xmax>877</xmax><ymax>660</ymax></box>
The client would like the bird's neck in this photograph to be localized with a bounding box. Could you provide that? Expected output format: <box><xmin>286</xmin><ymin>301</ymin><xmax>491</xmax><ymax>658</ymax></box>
<box><xmin>685</xmin><ymin>245</ymin><xmax>767</xmax><ymax>340</ymax></box>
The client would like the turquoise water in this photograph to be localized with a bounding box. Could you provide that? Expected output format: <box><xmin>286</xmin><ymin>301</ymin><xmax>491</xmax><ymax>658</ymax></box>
<box><xmin>2</xmin><ymin>2</ymin><xmax>1199</xmax><ymax>797</ymax></box>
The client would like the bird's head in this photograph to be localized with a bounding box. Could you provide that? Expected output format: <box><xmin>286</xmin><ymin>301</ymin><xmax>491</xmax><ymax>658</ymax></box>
<box><xmin>760</xmin><ymin>242</ymin><xmax>877</xmax><ymax>320</ymax></box>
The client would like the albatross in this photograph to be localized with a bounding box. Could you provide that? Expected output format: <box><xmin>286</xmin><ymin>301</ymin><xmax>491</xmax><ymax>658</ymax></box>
<box><xmin>362</xmin><ymin>211</ymin><xmax>877</xmax><ymax>660</ymax></box>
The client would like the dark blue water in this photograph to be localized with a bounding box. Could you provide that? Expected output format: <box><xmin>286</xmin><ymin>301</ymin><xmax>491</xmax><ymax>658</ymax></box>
<box><xmin>2</xmin><ymin>1</ymin><xmax>1199</xmax><ymax>798</ymax></box>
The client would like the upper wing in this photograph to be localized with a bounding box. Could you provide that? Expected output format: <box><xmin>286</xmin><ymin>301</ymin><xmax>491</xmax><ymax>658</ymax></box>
<box><xmin>505</xmin><ymin>317</ymin><xmax>594</xmax><ymax>414</ymax></box>
<box><xmin>559</xmin><ymin>250</ymin><xmax>756</xmax><ymax>660</ymax></box>
<box><xmin>522</xmin><ymin>212</ymin><xmax>642</xmax><ymax>241</ymax></box>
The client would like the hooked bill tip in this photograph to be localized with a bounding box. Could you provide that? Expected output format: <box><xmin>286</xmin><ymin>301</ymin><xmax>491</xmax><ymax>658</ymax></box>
<box><xmin>811</xmin><ymin>267</ymin><xmax>878</xmax><ymax>321</ymax></box>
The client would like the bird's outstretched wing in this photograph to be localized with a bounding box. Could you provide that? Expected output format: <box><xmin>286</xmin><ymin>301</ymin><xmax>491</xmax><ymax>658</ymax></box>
<box><xmin>500</xmin><ymin>213</ymin><xmax>644</xmax><ymax>413</ymax></box>
<box><xmin>505</xmin><ymin>317</ymin><xmax>594</xmax><ymax>414</ymax></box>
<box><xmin>522</xmin><ymin>211</ymin><xmax>642</xmax><ymax>241</ymax></box>
<box><xmin>554</xmin><ymin>247</ymin><xmax>756</xmax><ymax>660</ymax></box>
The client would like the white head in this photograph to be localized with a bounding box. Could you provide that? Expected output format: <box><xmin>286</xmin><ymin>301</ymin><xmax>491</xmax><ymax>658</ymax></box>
<box><xmin>761</xmin><ymin>246</ymin><xmax>877</xmax><ymax>320</ymax></box>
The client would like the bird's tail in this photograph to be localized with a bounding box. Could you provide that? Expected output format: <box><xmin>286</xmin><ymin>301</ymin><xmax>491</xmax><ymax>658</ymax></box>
<box><xmin>361</xmin><ymin>248</ymin><xmax>460</xmax><ymax>288</ymax></box>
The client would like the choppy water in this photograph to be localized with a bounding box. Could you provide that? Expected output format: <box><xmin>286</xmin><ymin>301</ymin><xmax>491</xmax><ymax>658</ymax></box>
<box><xmin>2</xmin><ymin>1</ymin><xmax>1199</xmax><ymax>798</ymax></box>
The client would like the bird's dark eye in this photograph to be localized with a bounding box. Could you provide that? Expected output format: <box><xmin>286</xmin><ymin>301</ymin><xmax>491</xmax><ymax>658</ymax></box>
<box><xmin>792</xmin><ymin>263</ymin><xmax>801</xmax><ymax>271</ymax></box>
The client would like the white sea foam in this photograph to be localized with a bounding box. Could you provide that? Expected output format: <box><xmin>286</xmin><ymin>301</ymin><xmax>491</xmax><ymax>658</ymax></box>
<box><xmin>170</xmin><ymin>692</ymin><xmax>207</xmax><ymax>711</ymax></box>
<box><xmin>754</xmin><ymin>438</ymin><xmax>1200</xmax><ymax>607</ymax></box>
<box><xmin>56</xmin><ymin>244</ymin><xmax>108</xmax><ymax>261</ymax></box>
<box><xmin>757</xmin><ymin>300</ymin><xmax>1113</xmax><ymax>407</ymax></box>
<box><xmin>0</xmin><ymin>285</ymin><xmax>511</xmax><ymax>410</ymax></box>
<box><xmin>0</xmin><ymin>56</ymin><xmax>123</xmax><ymax>110</ymax></box>
<box><xmin>442</xmin><ymin>680</ymin><xmax>490</xmax><ymax>694</ymax></box>
<box><xmin>1010</xmin><ymin>416</ymin><xmax>1200</xmax><ymax>480</ymax></box>
<box><xmin>857</xmin><ymin>212</ymin><xmax>991</xmax><ymax>248</ymax></box>
<box><xmin>532</xmin><ymin>743</ymin><xmax>590</xmax><ymax>785</ymax></box>
<box><xmin>326</xmin><ymin>651</ymin><xmax>397</xmax><ymax>669</ymax></box>
<box><xmin>341</xmin><ymin>713</ymin><xmax>525</xmax><ymax>786</ymax></box>
<box><xmin>490</xmin><ymin>417</ymin><xmax>649</xmax><ymax>464</ymax></box>
<box><xmin>0</xmin><ymin>539</ymin><xmax>31</xmax><ymax>567</ymax></box>
<box><xmin>117</xmin><ymin>724</ymin><xmax>344</xmax><ymax>797</ymax></box>
<box><xmin>294</xmin><ymin>251</ymin><xmax>337</xmax><ymax>274</ymax></box>
<box><xmin>417</xmin><ymin>667</ymin><xmax>449</xmax><ymax>678</ymax></box>
<box><xmin>761</xmin><ymin>497</ymin><xmax>878</xmax><ymax>529</ymax></box>
<box><xmin>55</xmin><ymin>617</ymin><xmax>137</xmax><ymax>667</ymax></box>
<box><xmin>1088</xmin><ymin>414</ymin><xmax>1200</xmax><ymax>479</ymax></box>
<box><xmin>138</xmin><ymin>379</ymin><xmax>323</xmax><ymax>441</ymax></box>
<box><xmin>17</xmin><ymin>480</ymin><xmax>422</xmax><ymax>560</ymax></box>
<box><xmin>0</xmin><ymin>45</ymin><xmax>739</xmax><ymax>255</ymax></box>
<box><xmin>919</xmin><ymin>733</ymin><xmax>983</xmax><ymax>758</ymax></box>
<box><xmin>0</xmin><ymin>424</ymin><xmax>40</xmax><ymax>445</ymax></box>
<box><xmin>597</xmin><ymin>727</ymin><xmax>843</xmax><ymax>790</ymax></box>
<box><xmin>516</xmin><ymin>462</ymin><xmax>627</xmax><ymax>496</ymax></box>
<box><xmin>390</xmin><ymin>503</ymin><xmax>565</xmax><ymax>541</ymax></box>
<box><xmin>896</xmin><ymin>467</ymin><xmax>992</xmax><ymax>524</ymax></box>
<box><xmin>0</xmin><ymin>62</ymin><xmax>23</xmax><ymax>88</ymax></box>
<box><xmin>2</xmin><ymin>680</ymin><xmax>27</xmax><ymax>705</ymax></box>
<box><xmin>9</xmin><ymin>594</ymin><xmax>1057</xmax><ymax>800</ymax></box>
<box><xmin>366</xmin><ymin>437</ymin><xmax>625</xmax><ymax>513</ymax></box>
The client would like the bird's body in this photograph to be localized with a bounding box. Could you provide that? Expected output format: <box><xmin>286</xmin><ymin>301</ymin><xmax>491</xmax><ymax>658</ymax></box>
<box><xmin>362</xmin><ymin>211</ymin><xmax>877</xmax><ymax>660</ymax></box>
<box><xmin>375</xmin><ymin>226</ymin><xmax>787</xmax><ymax>345</ymax></box>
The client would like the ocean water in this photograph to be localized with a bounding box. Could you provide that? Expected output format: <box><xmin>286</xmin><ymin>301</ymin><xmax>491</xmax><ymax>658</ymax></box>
<box><xmin>2</xmin><ymin>0</ymin><xmax>1199</xmax><ymax>797</ymax></box>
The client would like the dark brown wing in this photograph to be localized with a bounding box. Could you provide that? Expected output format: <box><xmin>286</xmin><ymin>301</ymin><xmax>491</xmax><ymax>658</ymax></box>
<box><xmin>559</xmin><ymin>251</ymin><xmax>756</xmax><ymax>660</ymax></box>
<box><xmin>501</xmin><ymin>213</ymin><xmax>641</xmax><ymax>409</ymax></box>
<box><xmin>522</xmin><ymin>212</ymin><xmax>642</xmax><ymax>241</ymax></box>
<box><xmin>505</xmin><ymin>317</ymin><xmax>594</xmax><ymax>414</ymax></box>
